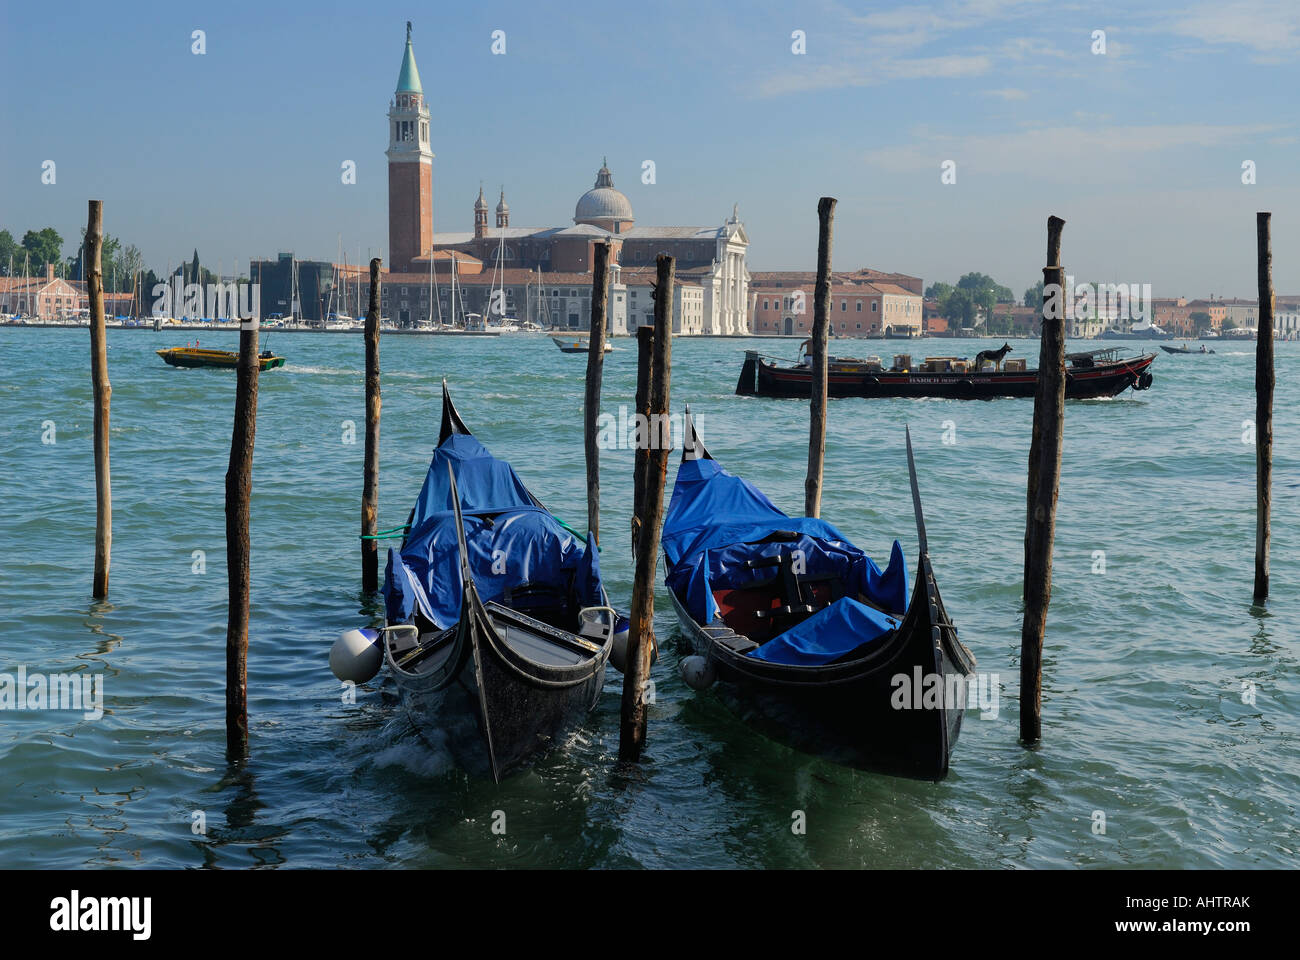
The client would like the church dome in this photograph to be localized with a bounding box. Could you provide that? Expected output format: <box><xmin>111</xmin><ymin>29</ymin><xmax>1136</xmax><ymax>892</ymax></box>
<box><xmin>574</xmin><ymin>160</ymin><xmax>634</xmax><ymax>226</ymax></box>
<box><xmin>496</xmin><ymin>189</ymin><xmax>509</xmax><ymax>214</ymax></box>
<box><xmin>474</xmin><ymin>185</ymin><xmax>488</xmax><ymax>212</ymax></box>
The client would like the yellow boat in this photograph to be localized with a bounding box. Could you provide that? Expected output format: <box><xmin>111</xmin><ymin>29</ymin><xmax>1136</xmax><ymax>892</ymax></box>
<box><xmin>157</xmin><ymin>347</ymin><xmax>286</xmax><ymax>371</ymax></box>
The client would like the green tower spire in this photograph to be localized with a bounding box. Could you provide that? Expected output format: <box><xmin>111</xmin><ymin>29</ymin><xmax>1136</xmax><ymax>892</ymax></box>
<box><xmin>396</xmin><ymin>21</ymin><xmax>422</xmax><ymax>94</ymax></box>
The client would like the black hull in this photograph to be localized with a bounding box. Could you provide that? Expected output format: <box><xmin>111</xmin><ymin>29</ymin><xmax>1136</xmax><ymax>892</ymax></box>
<box><xmin>390</xmin><ymin>619</ymin><xmax>606</xmax><ymax>781</ymax></box>
<box><xmin>670</xmin><ymin>556</ymin><xmax>973</xmax><ymax>780</ymax></box>
<box><xmin>738</xmin><ymin>351</ymin><xmax>1156</xmax><ymax>400</ymax></box>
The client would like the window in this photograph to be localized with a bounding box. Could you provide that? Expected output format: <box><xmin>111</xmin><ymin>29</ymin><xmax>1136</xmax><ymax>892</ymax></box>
<box><xmin>763</xmin><ymin>299</ymin><xmax>769</xmax><ymax>309</ymax></box>
<box><xmin>856</xmin><ymin>322</ymin><xmax>862</xmax><ymax>329</ymax></box>
<box><xmin>856</xmin><ymin>301</ymin><xmax>862</xmax><ymax>312</ymax></box>
<box><xmin>872</xmin><ymin>302</ymin><xmax>878</xmax><ymax>312</ymax></box>
<box><xmin>841</xmin><ymin>300</ymin><xmax>847</xmax><ymax>311</ymax></box>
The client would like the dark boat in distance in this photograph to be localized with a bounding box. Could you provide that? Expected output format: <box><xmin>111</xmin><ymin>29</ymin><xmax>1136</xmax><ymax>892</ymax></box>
<box><xmin>661</xmin><ymin>412</ymin><xmax>975</xmax><ymax>779</ymax></box>
<box><xmin>157</xmin><ymin>346</ymin><xmax>286</xmax><ymax>370</ymax></box>
<box><xmin>552</xmin><ymin>335</ymin><xmax>611</xmax><ymax>354</ymax></box>
<box><xmin>737</xmin><ymin>346</ymin><xmax>1156</xmax><ymax>400</ymax></box>
<box><xmin>367</xmin><ymin>383</ymin><xmax>623</xmax><ymax>782</ymax></box>
<box><xmin>1161</xmin><ymin>343</ymin><xmax>1214</xmax><ymax>355</ymax></box>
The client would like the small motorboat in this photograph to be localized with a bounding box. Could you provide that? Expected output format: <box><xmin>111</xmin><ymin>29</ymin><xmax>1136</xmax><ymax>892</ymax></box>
<box><xmin>552</xmin><ymin>336</ymin><xmax>612</xmax><ymax>354</ymax></box>
<box><xmin>1160</xmin><ymin>344</ymin><xmax>1214</xmax><ymax>355</ymax></box>
<box><xmin>157</xmin><ymin>347</ymin><xmax>286</xmax><ymax>370</ymax></box>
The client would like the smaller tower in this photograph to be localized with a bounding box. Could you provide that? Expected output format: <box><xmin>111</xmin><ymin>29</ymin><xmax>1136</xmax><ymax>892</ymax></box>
<box><xmin>496</xmin><ymin>188</ymin><xmax>510</xmax><ymax>229</ymax></box>
<box><xmin>474</xmin><ymin>183</ymin><xmax>488</xmax><ymax>239</ymax></box>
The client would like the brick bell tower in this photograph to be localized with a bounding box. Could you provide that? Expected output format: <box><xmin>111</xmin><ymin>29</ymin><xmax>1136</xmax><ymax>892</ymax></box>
<box><xmin>387</xmin><ymin>22</ymin><xmax>433</xmax><ymax>273</ymax></box>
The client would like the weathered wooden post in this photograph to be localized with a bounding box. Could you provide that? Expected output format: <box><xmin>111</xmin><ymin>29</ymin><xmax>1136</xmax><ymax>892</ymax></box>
<box><xmin>584</xmin><ymin>241</ymin><xmax>611</xmax><ymax>545</ymax></box>
<box><xmin>362</xmin><ymin>258</ymin><xmax>382</xmax><ymax>592</ymax></box>
<box><xmin>1020</xmin><ymin>215</ymin><xmax>1066</xmax><ymax>744</ymax></box>
<box><xmin>226</xmin><ymin>293</ymin><xmax>261</xmax><ymax>757</ymax></box>
<box><xmin>620</xmin><ymin>255</ymin><xmax>674</xmax><ymax>761</ymax></box>
<box><xmin>805</xmin><ymin>197</ymin><xmax>835</xmax><ymax>518</ymax></box>
<box><xmin>1254</xmin><ymin>212</ymin><xmax>1274</xmax><ymax>603</ymax></box>
<box><xmin>86</xmin><ymin>200</ymin><xmax>112</xmax><ymax>599</ymax></box>
<box><xmin>630</xmin><ymin>324</ymin><xmax>655</xmax><ymax>555</ymax></box>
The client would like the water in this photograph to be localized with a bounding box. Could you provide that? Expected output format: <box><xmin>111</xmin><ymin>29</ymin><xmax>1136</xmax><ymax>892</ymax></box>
<box><xmin>0</xmin><ymin>328</ymin><xmax>1295</xmax><ymax>868</ymax></box>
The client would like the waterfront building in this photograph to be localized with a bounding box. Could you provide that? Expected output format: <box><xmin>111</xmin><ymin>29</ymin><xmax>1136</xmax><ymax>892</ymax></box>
<box><xmin>748</xmin><ymin>271</ymin><xmax>923</xmax><ymax>337</ymax></box>
<box><xmin>378</xmin><ymin>26</ymin><xmax>748</xmax><ymax>333</ymax></box>
<box><xmin>0</xmin><ymin>264</ymin><xmax>81</xmax><ymax>321</ymax></box>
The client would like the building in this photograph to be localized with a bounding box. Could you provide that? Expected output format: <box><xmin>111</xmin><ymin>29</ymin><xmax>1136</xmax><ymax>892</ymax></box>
<box><xmin>0</xmin><ymin>264</ymin><xmax>81</xmax><ymax>320</ymax></box>
<box><xmin>1220</xmin><ymin>298</ymin><xmax>1258</xmax><ymax>332</ymax></box>
<box><xmin>747</xmin><ymin>271</ymin><xmax>923</xmax><ymax>337</ymax></box>
<box><xmin>377</xmin><ymin>25</ymin><xmax>749</xmax><ymax>334</ymax></box>
<box><xmin>1185</xmin><ymin>298</ymin><xmax>1227</xmax><ymax>332</ymax></box>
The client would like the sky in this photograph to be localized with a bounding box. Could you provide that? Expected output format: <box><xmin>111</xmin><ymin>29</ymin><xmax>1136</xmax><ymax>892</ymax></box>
<box><xmin>2</xmin><ymin>0</ymin><xmax>1299</xmax><ymax>298</ymax></box>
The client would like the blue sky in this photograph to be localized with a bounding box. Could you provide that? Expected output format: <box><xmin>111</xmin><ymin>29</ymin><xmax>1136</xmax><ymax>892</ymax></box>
<box><xmin>2</xmin><ymin>0</ymin><xmax>1298</xmax><ymax>297</ymax></box>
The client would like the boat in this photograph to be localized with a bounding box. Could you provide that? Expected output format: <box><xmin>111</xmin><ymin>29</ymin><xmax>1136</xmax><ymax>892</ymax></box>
<box><xmin>662</xmin><ymin>412</ymin><xmax>975</xmax><ymax>779</ymax></box>
<box><xmin>156</xmin><ymin>346</ymin><xmax>285</xmax><ymax>370</ymax></box>
<box><xmin>365</xmin><ymin>383</ymin><xmax>626</xmax><ymax>781</ymax></box>
<box><xmin>1161</xmin><ymin>343</ymin><xmax>1214</xmax><ymax>355</ymax></box>
<box><xmin>553</xmin><ymin>336</ymin><xmax>612</xmax><ymax>354</ymax></box>
<box><xmin>737</xmin><ymin>345</ymin><xmax>1155</xmax><ymax>400</ymax></box>
<box><xmin>1098</xmin><ymin>323</ymin><xmax>1173</xmax><ymax>340</ymax></box>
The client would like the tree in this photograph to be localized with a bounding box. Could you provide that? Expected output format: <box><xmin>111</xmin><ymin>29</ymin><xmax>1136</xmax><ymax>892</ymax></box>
<box><xmin>940</xmin><ymin>287</ymin><xmax>977</xmax><ymax>327</ymax></box>
<box><xmin>1190</xmin><ymin>311</ymin><xmax>1212</xmax><ymax>335</ymax></box>
<box><xmin>1223</xmin><ymin>319</ymin><xmax>1237</xmax><ymax>331</ymax></box>
<box><xmin>925</xmin><ymin>281</ymin><xmax>952</xmax><ymax>301</ymax></box>
<box><xmin>1023</xmin><ymin>279</ymin><xmax>1044</xmax><ymax>307</ymax></box>
<box><xmin>0</xmin><ymin>230</ymin><xmax>16</xmax><ymax>276</ymax></box>
<box><xmin>21</xmin><ymin>228</ymin><xmax>63</xmax><ymax>274</ymax></box>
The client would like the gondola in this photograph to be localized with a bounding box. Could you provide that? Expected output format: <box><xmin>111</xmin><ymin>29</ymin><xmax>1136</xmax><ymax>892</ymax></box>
<box><xmin>1160</xmin><ymin>343</ymin><xmax>1213</xmax><ymax>355</ymax></box>
<box><xmin>737</xmin><ymin>347</ymin><xmax>1155</xmax><ymax>399</ymax></box>
<box><xmin>339</xmin><ymin>383</ymin><xmax>624</xmax><ymax>782</ymax></box>
<box><xmin>661</xmin><ymin>411</ymin><xmax>975</xmax><ymax>779</ymax></box>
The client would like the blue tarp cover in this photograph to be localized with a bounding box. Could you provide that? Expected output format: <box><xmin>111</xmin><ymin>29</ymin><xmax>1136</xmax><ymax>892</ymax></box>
<box><xmin>749</xmin><ymin>597</ymin><xmax>899</xmax><ymax>666</ymax></box>
<box><xmin>383</xmin><ymin>433</ymin><xmax>601</xmax><ymax>628</ymax></box>
<box><xmin>662</xmin><ymin>456</ymin><xmax>907</xmax><ymax>665</ymax></box>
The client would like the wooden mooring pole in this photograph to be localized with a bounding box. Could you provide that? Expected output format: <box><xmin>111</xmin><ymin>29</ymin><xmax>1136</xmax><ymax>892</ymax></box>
<box><xmin>87</xmin><ymin>200</ymin><xmax>112</xmax><ymax>599</ymax></box>
<box><xmin>1254</xmin><ymin>212</ymin><xmax>1274</xmax><ymax>603</ymax></box>
<box><xmin>225</xmin><ymin>296</ymin><xmax>261</xmax><ymax>757</ymax></box>
<box><xmin>620</xmin><ymin>255</ymin><xmax>674</xmax><ymax>761</ymax></box>
<box><xmin>362</xmin><ymin>258</ymin><xmax>382</xmax><ymax>592</ymax></box>
<box><xmin>630</xmin><ymin>324</ymin><xmax>654</xmax><ymax>555</ymax></box>
<box><xmin>584</xmin><ymin>241</ymin><xmax>611</xmax><ymax>546</ymax></box>
<box><xmin>1020</xmin><ymin>214</ymin><xmax>1066</xmax><ymax>745</ymax></box>
<box><xmin>805</xmin><ymin>197</ymin><xmax>835</xmax><ymax>518</ymax></box>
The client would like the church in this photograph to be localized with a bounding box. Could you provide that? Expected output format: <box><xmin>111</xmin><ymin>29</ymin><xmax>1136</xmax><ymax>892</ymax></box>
<box><xmin>380</xmin><ymin>24</ymin><xmax>751</xmax><ymax>334</ymax></box>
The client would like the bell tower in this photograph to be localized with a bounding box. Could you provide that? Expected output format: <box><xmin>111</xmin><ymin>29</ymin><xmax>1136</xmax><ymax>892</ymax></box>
<box><xmin>386</xmin><ymin>22</ymin><xmax>433</xmax><ymax>273</ymax></box>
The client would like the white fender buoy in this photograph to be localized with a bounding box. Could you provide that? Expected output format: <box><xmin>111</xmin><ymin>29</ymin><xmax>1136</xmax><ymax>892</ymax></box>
<box><xmin>608</xmin><ymin>625</ymin><xmax>658</xmax><ymax>674</ymax></box>
<box><xmin>680</xmin><ymin>655</ymin><xmax>716</xmax><ymax>690</ymax></box>
<box><xmin>330</xmin><ymin>628</ymin><xmax>382</xmax><ymax>683</ymax></box>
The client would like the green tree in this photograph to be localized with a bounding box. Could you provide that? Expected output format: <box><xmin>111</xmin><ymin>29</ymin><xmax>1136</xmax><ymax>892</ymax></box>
<box><xmin>21</xmin><ymin>228</ymin><xmax>63</xmax><ymax>273</ymax></box>
<box><xmin>1223</xmin><ymin>319</ymin><xmax>1237</xmax><ymax>331</ymax></box>
<box><xmin>924</xmin><ymin>281</ymin><xmax>952</xmax><ymax>300</ymax></box>
<box><xmin>0</xmin><ymin>230</ymin><xmax>16</xmax><ymax>276</ymax></box>
<box><xmin>1023</xmin><ymin>279</ymin><xmax>1044</xmax><ymax>307</ymax></box>
<box><xmin>1190</xmin><ymin>311</ymin><xmax>1211</xmax><ymax>334</ymax></box>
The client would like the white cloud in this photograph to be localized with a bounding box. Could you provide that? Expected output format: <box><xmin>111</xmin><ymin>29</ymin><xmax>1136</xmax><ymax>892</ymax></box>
<box><xmin>1167</xmin><ymin>1</ymin><xmax>1300</xmax><ymax>54</ymax></box>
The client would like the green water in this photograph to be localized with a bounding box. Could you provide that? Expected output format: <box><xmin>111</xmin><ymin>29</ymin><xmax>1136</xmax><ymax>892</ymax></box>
<box><xmin>0</xmin><ymin>328</ymin><xmax>1295</xmax><ymax>868</ymax></box>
